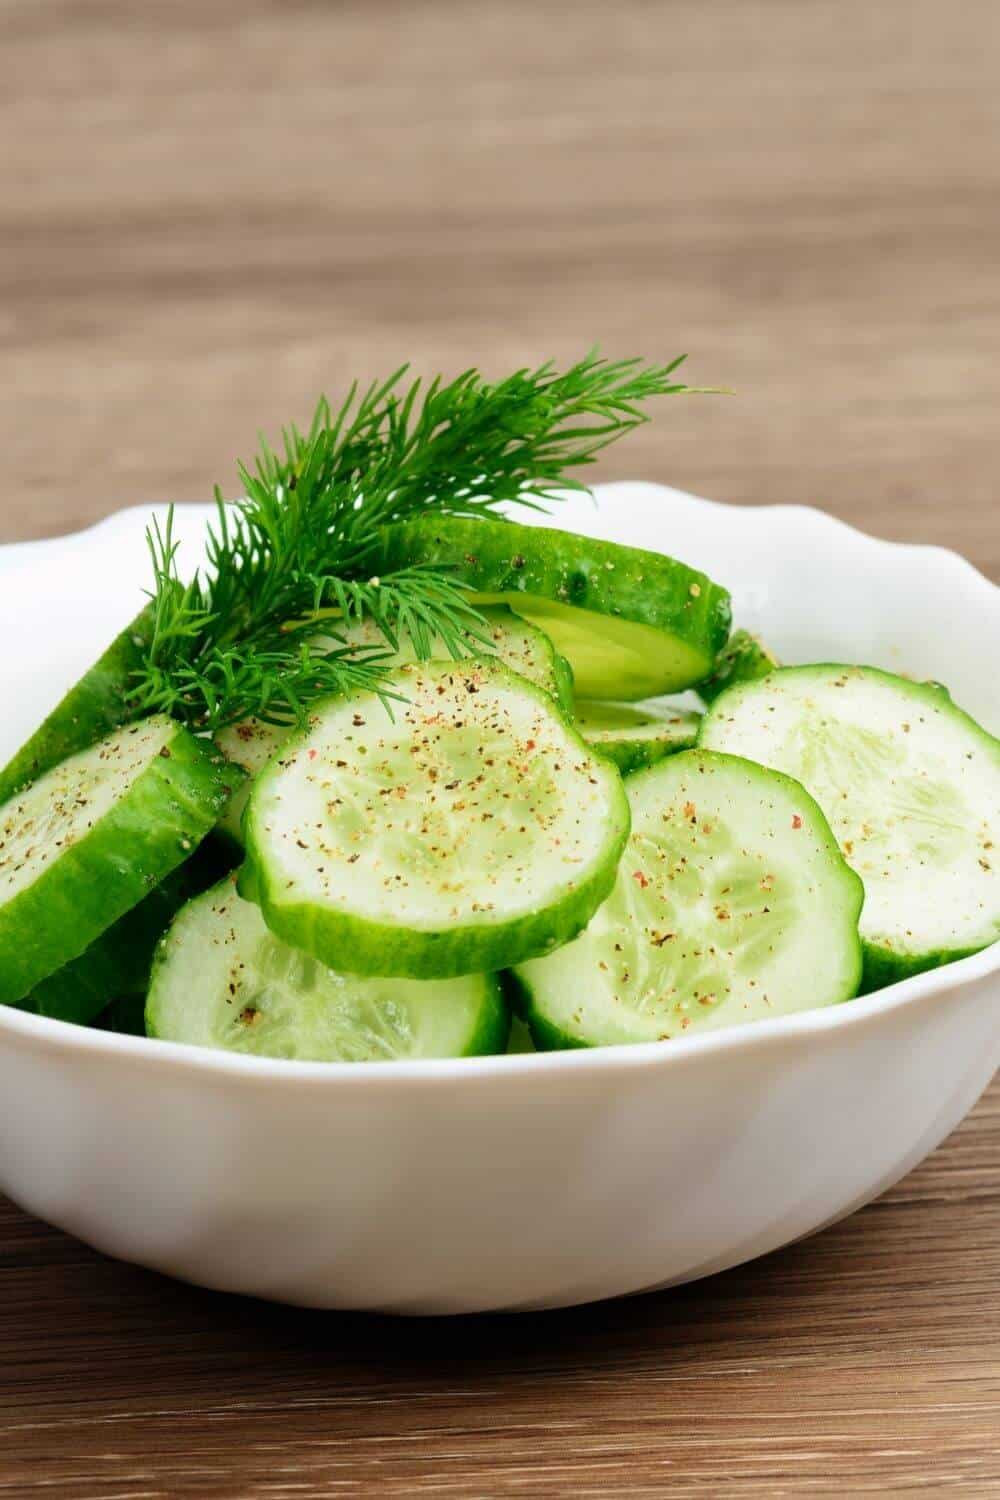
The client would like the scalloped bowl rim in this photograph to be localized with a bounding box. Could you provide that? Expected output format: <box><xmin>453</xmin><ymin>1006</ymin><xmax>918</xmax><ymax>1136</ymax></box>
<box><xmin>1</xmin><ymin>484</ymin><xmax>997</xmax><ymax>1088</ymax></box>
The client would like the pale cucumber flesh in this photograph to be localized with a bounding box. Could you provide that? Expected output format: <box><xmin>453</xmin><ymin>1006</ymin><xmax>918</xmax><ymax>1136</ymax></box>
<box><xmin>699</xmin><ymin>666</ymin><xmax>1000</xmax><ymax>983</ymax></box>
<box><xmin>242</xmin><ymin>660</ymin><xmax>629</xmax><ymax>978</ymax></box>
<box><xmin>477</xmin><ymin>592</ymin><xmax>710</xmax><ymax>699</ymax></box>
<box><xmin>147</xmin><ymin>879</ymin><xmax>510</xmax><ymax>1060</ymax></box>
<box><xmin>215</xmin><ymin>605</ymin><xmax>574</xmax><ymax>846</ymax></box>
<box><xmin>513</xmin><ymin>749</ymin><xmax>863</xmax><ymax>1048</ymax></box>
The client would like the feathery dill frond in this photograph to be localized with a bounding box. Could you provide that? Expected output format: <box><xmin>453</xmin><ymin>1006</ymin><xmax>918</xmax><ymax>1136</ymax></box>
<box><xmin>131</xmin><ymin>352</ymin><xmax>704</xmax><ymax>730</ymax></box>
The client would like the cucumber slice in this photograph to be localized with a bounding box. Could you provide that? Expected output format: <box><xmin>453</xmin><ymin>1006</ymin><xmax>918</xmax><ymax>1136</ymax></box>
<box><xmin>0</xmin><ymin>604</ymin><xmax>154</xmax><ymax>804</ymax></box>
<box><xmin>214</xmin><ymin>605</ymin><xmax>575</xmax><ymax>847</ymax></box>
<box><xmin>698</xmin><ymin>665</ymin><xmax>1000</xmax><ymax>987</ymax></box>
<box><xmin>512</xmin><ymin>749</ymin><xmax>863</xmax><ymax>1048</ymax></box>
<box><xmin>330</xmin><ymin>604</ymin><xmax>575</xmax><ymax>714</ymax></box>
<box><xmin>698</xmin><ymin>628</ymin><xmax>778</xmax><ymax>705</ymax></box>
<box><xmin>241</xmin><ymin>660</ymin><xmax>630</xmax><ymax>979</ymax></box>
<box><xmin>15</xmin><ymin>840</ymin><xmax>235</xmax><ymax>1027</ymax></box>
<box><xmin>147</xmin><ymin>879</ymin><xmax>510</xmax><ymax>1061</ymax></box>
<box><xmin>576</xmin><ymin>701</ymin><xmax>701</xmax><ymax>775</ymax></box>
<box><xmin>0</xmin><ymin>716</ymin><xmax>240</xmax><ymax>1006</ymax></box>
<box><xmin>214</xmin><ymin>719</ymin><xmax>284</xmax><ymax>848</ymax></box>
<box><xmin>375</xmin><ymin>516</ymin><xmax>731</xmax><ymax>699</ymax></box>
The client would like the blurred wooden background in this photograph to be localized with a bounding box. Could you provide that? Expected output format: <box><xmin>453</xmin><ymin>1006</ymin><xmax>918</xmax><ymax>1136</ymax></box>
<box><xmin>1</xmin><ymin>1</ymin><xmax>998</xmax><ymax>1495</ymax></box>
<box><xmin>3</xmin><ymin>0</ymin><xmax>999</xmax><ymax>574</ymax></box>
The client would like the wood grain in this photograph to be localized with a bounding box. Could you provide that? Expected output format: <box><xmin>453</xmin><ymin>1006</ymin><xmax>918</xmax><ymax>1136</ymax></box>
<box><xmin>1</xmin><ymin>0</ymin><xmax>998</xmax><ymax>1494</ymax></box>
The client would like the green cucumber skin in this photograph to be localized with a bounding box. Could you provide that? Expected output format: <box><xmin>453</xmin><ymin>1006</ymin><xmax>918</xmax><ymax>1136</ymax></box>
<box><xmin>240</xmin><ymin>666</ymin><xmax>631</xmax><ymax>981</ymax></box>
<box><xmin>551</xmin><ymin>651</ymin><xmax>576</xmax><ymax>716</ymax></box>
<box><xmin>461</xmin><ymin>977</ymin><xmax>513</xmax><ymax>1056</ymax></box>
<box><xmin>596</xmin><ymin>738</ymin><xmax>684</xmax><ymax>777</ymax></box>
<box><xmin>242</xmin><ymin>810</ymin><xmax>629</xmax><ymax>981</ymax></box>
<box><xmin>0</xmin><ymin>604</ymin><xmax>155</xmax><ymax>805</ymax></box>
<box><xmin>498</xmin><ymin>967</ymin><xmax>528</xmax><ymax>1021</ymax></box>
<box><xmin>586</xmin><ymin>722</ymin><xmax>700</xmax><ymax>777</ymax></box>
<box><xmin>699</xmin><ymin>664</ymin><xmax>1000</xmax><ymax>987</ymax></box>
<box><xmin>16</xmin><ymin>841</ymin><xmax>236</xmax><ymax>1026</ymax></box>
<box><xmin>859</xmin><ymin>941</ymin><xmax>986</xmax><ymax>996</ymax></box>
<box><xmin>501</xmin><ymin>969</ymin><xmax>591</xmax><ymax>1051</ymax></box>
<box><xmin>576</xmin><ymin>703</ymin><xmax>701</xmax><ymax>776</ymax></box>
<box><xmin>526</xmin><ymin>996</ymin><xmax>594</xmax><ymax>1052</ymax></box>
<box><xmin>698</xmin><ymin>629</ymin><xmax>778</xmax><ymax>706</ymax></box>
<box><xmin>375</xmin><ymin>516</ymin><xmax>732</xmax><ymax>686</ymax></box>
<box><xmin>0</xmin><ymin>724</ymin><xmax>241</xmax><ymax>1007</ymax></box>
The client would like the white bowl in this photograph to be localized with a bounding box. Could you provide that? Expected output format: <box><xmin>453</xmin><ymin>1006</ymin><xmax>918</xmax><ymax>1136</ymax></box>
<box><xmin>0</xmin><ymin>485</ymin><xmax>997</xmax><ymax>1314</ymax></box>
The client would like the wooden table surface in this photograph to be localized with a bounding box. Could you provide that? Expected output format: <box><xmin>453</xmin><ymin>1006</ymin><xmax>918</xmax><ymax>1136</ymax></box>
<box><xmin>2</xmin><ymin>1</ymin><xmax>998</xmax><ymax>1493</ymax></box>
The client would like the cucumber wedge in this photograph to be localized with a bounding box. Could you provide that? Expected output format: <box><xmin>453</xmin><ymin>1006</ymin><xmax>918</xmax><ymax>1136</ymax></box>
<box><xmin>375</xmin><ymin>516</ymin><xmax>731</xmax><ymax>699</ymax></box>
<box><xmin>0</xmin><ymin>604</ymin><xmax>154</xmax><ymax>804</ymax></box>
<box><xmin>698</xmin><ymin>628</ymin><xmax>778</xmax><ymax>705</ymax></box>
<box><xmin>576</xmin><ymin>701</ymin><xmax>701</xmax><ymax>775</ymax></box>
<box><xmin>15</xmin><ymin>840</ymin><xmax>234</xmax><ymax>1026</ymax></box>
<box><xmin>0</xmin><ymin>716</ymin><xmax>240</xmax><ymax>1006</ymax></box>
<box><xmin>698</xmin><ymin>665</ymin><xmax>1000</xmax><ymax>988</ymax></box>
<box><xmin>511</xmin><ymin>749</ymin><xmax>863</xmax><ymax>1048</ymax></box>
<box><xmin>147</xmin><ymin>878</ymin><xmax>510</xmax><ymax>1061</ymax></box>
<box><xmin>241</xmin><ymin>660</ymin><xmax>630</xmax><ymax>979</ymax></box>
<box><xmin>214</xmin><ymin>605</ymin><xmax>575</xmax><ymax>847</ymax></box>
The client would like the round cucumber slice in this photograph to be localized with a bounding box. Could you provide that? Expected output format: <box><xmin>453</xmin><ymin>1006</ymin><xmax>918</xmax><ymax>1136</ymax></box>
<box><xmin>576</xmin><ymin>701</ymin><xmax>701</xmax><ymax>775</ymax></box>
<box><xmin>214</xmin><ymin>605</ymin><xmax>575</xmax><ymax>847</ymax></box>
<box><xmin>241</xmin><ymin>660</ymin><xmax>630</xmax><ymax>979</ymax></box>
<box><xmin>147</xmin><ymin>879</ymin><xmax>510</xmax><ymax>1061</ymax></box>
<box><xmin>699</xmin><ymin>665</ymin><xmax>1000</xmax><ymax>988</ymax></box>
<box><xmin>0</xmin><ymin>716</ymin><xmax>240</xmax><ymax>1006</ymax></box>
<box><xmin>375</xmin><ymin>516</ymin><xmax>731</xmax><ymax>699</ymax></box>
<box><xmin>698</xmin><ymin>628</ymin><xmax>778</xmax><ymax>705</ymax></box>
<box><xmin>15</xmin><ymin>840</ymin><xmax>235</xmax><ymax>1027</ymax></box>
<box><xmin>0</xmin><ymin>603</ymin><xmax>155</xmax><ymax>804</ymax></box>
<box><xmin>512</xmin><ymin>749</ymin><xmax>863</xmax><ymax>1049</ymax></box>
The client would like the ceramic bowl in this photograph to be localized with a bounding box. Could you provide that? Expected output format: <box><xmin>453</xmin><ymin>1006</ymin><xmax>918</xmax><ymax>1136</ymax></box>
<box><xmin>0</xmin><ymin>484</ymin><xmax>997</xmax><ymax>1313</ymax></box>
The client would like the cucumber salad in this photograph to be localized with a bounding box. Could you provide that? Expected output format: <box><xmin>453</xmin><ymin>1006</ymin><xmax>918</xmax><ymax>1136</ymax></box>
<box><xmin>1</xmin><ymin>355</ymin><xmax>997</xmax><ymax>1062</ymax></box>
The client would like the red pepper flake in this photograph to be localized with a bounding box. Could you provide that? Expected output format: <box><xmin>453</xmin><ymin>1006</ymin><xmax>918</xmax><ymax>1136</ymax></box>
<box><xmin>792</xmin><ymin>814</ymin><xmax>802</xmax><ymax>829</ymax></box>
<box><xmin>632</xmin><ymin>870</ymin><xmax>650</xmax><ymax>889</ymax></box>
<box><xmin>524</xmin><ymin>739</ymin><xmax>536</xmax><ymax>752</ymax></box>
<box><xmin>308</xmin><ymin>748</ymin><xmax>318</xmax><ymax>761</ymax></box>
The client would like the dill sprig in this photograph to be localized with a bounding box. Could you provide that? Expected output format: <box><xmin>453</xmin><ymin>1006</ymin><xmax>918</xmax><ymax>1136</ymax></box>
<box><xmin>129</xmin><ymin>352</ymin><xmax>700</xmax><ymax>730</ymax></box>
